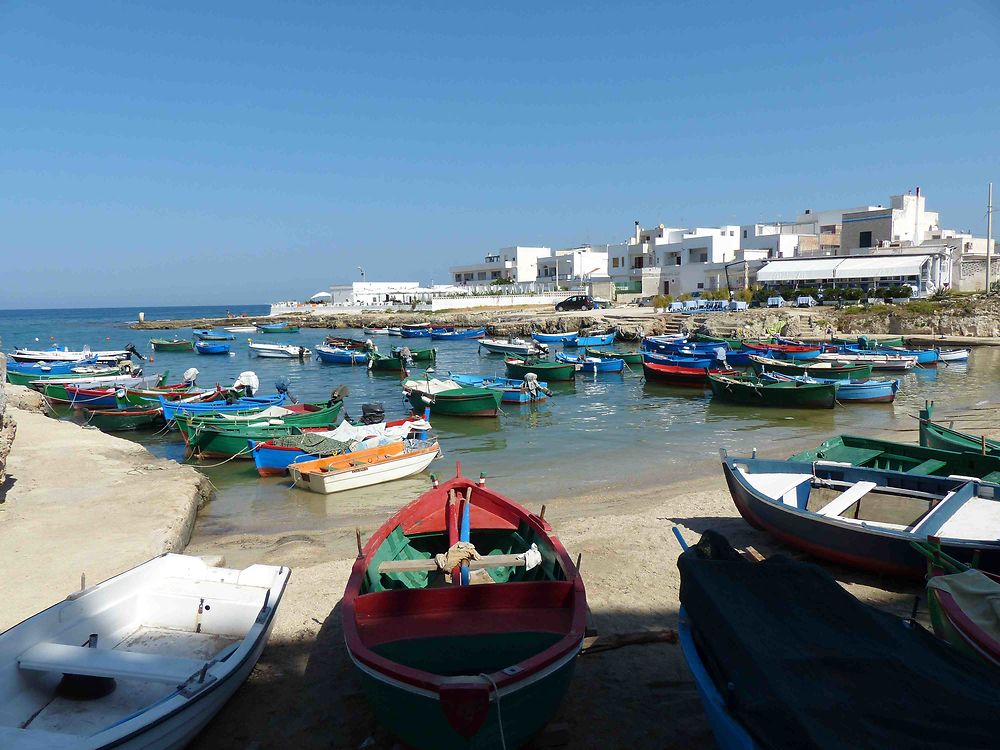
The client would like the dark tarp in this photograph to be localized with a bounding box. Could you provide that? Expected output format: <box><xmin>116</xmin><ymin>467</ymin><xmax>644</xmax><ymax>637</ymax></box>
<box><xmin>678</xmin><ymin>531</ymin><xmax>1000</xmax><ymax>750</ymax></box>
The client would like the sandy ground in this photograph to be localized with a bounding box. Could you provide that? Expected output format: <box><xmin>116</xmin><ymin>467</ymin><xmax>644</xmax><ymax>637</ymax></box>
<box><xmin>0</xmin><ymin>405</ymin><xmax>213</xmax><ymax>629</ymax></box>
<box><xmin>185</xmin><ymin>474</ymin><xmax>925</xmax><ymax>750</ymax></box>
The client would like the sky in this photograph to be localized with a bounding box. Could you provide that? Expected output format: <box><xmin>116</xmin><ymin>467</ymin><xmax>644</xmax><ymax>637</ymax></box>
<box><xmin>2</xmin><ymin>1</ymin><xmax>999</xmax><ymax>308</ymax></box>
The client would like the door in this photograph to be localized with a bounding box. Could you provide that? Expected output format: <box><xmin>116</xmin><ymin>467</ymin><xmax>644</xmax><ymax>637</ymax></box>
<box><xmin>859</xmin><ymin>231</ymin><xmax>872</xmax><ymax>248</ymax></box>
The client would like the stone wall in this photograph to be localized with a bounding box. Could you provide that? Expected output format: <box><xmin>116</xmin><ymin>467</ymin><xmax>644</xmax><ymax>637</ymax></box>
<box><xmin>0</xmin><ymin>352</ymin><xmax>17</xmax><ymax>488</ymax></box>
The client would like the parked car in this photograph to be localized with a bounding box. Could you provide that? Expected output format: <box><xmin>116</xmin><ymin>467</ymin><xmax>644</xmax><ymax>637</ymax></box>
<box><xmin>555</xmin><ymin>295</ymin><xmax>595</xmax><ymax>311</ymax></box>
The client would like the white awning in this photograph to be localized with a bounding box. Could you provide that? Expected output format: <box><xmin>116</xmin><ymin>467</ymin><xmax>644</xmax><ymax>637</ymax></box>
<box><xmin>756</xmin><ymin>258</ymin><xmax>842</xmax><ymax>282</ymax></box>
<box><xmin>310</xmin><ymin>291</ymin><xmax>333</xmax><ymax>300</ymax></box>
<box><xmin>833</xmin><ymin>255</ymin><xmax>930</xmax><ymax>279</ymax></box>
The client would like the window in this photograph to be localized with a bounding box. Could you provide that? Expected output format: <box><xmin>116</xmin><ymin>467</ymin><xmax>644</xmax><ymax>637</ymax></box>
<box><xmin>675</xmin><ymin>256</ymin><xmax>681</xmax><ymax>266</ymax></box>
<box><xmin>859</xmin><ymin>231</ymin><xmax>873</xmax><ymax>248</ymax></box>
<box><xmin>612</xmin><ymin>257</ymin><xmax>620</xmax><ymax>268</ymax></box>
<box><xmin>743</xmin><ymin>230</ymin><xmax>748</xmax><ymax>239</ymax></box>
<box><xmin>730</xmin><ymin>231</ymin><xmax>735</xmax><ymax>237</ymax></box>
<box><xmin>697</xmin><ymin>283</ymin><xmax>704</xmax><ymax>289</ymax></box>
<box><xmin>454</xmin><ymin>274</ymin><xmax>461</xmax><ymax>282</ymax></box>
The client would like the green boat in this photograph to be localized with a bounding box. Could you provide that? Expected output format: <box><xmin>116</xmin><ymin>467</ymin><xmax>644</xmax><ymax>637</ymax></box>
<box><xmin>343</xmin><ymin>473</ymin><xmax>586</xmax><ymax>750</ymax></box>
<box><xmin>748</xmin><ymin>354</ymin><xmax>874</xmax><ymax>380</ymax></box>
<box><xmin>179</xmin><ymin>402</ymin><xmax>344</xmax><ymax>458</ymax></box>
<box><xmin>831</xmin><ymin>335</ymin><xmax>906</xmax><ymax>348</ymax></box>
<box><xmin>504</xmin><ymin>357</ymin><xmax>577</xmax><ymax>382</ymax></box>
<box><xmin>257</xmin><ymin>325</ymin><xmax>300</xmax><ymax>333</ymax></box>
<box><xmin>691</xmin><ymin>334</ymin><xmax>745</xmax><ymax>349</ymax></box>
<box><xmin>919</xmin><ymin>401</ymin><xmax>1000</xmax><ymax>456</ymax></box>
<box><xmin>584</xmin><ymin>347</ymin><xmax>642</xmax><ymax>365</ymax></box>
<box><xmin>6</xmin><ymin>366</ymin><xmax>121</xmax><ymax>388</ymax></box>
<box><xmin>708</xmin><ymin>373</ymin><xmax>837</xmax><ymax>408</ymax></box>
<box><xmin>84</xmin><ymin>406</ymin><xmax>164</xmax><ymax>431</ymax></box>
<box><xmin>391</xmin><ymin>346</ymin><xmax>437</xmax><ymax>362</ymax></box>
<box><xmin>403</xmin><ymin>378</ymin><xmax>503</xmax><ymax>417</ymax></box>
<box><xmin>175</xmin><ymin>401</ymin><xmax>343</xmax><ymax>431</ymax></box>
<box><xmin>368</xmin><ymin>352</ymin><xmax>407</xmax><ymax>373</ymax></box>
<box><xmin>149</xmin><ymin>338</ymin><xmax>194</xmax><ymax>351</ymax></box>
<box><xmin>789</xmin><ymin>434</ymin><xmax>1000</xmax><ymax>482</ymax></box>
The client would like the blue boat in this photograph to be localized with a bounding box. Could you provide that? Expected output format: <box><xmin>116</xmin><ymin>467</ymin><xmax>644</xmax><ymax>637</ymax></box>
<box><xmin>564</xmin><ymin>331</ymin><xmax>616</xmax><ymax>348</ymax></box>
<box><xmin>641</xmin><ymin>350</ymin><xmax>717</xmax><ymax>369</ymax></box>
<box><xmin>193</xmin><ymin>329</ymin><xmax>235</xmax><ymax>341</ymax></box>
<box><xmin>556</xmin><ymin>352</ymin><xmax>624</xmax><ymax>373</ymax></box>
<box><xmin>195</xmin><ymin>341</ymin><xmax>231</xmax><ymax>355</ymax></box>
<box><xmin>160</xmin><ymin>393</ymin><xmax>287</xmax><ymax>422</ymax></box>
<box><xmin>6</xmin><ymin>355</ymin><xmax>99</xmax><ymax>374</ymax></box>
<box><xmin>761</xmin><ymin>372</ymin><xmax>900</xmax><ymax>403</ymax></box>
<box><xmin>531</xmin><ymin>332</ymin><xmax>579</xmax><ymax>344</ymax></box>
<box><xmin>449</xmin><ymin>373</ymin><xmax>550</xmax><ymax>403</ymax></box>
<box><xmin>642</xmin><ymin>337</ymin><xmax>724</xmax><ymax>355</ymax></box>
<box><xmin>315</xmin><ymin>345</ymin><xmax>368</xmax><ymax>364</ymax></box>
<box><xmin>848</xmin><ymin>344</ymin><xmax>939</xmax><ymax>365</ymax></box>
<box><xmin>400</xmin><ymin>324</ymin><xmax>434</xmax><ymax>338</ymax></box>
<box><xmin>430</xmin><ymin>327</ymin><xmax>487</xmax><ymax>340</ymax></box>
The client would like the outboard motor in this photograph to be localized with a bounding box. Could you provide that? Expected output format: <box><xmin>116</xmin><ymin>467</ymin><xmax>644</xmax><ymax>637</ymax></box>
<box><xmin>327</xmin><ymin>384</ymin><xmax>350</xmax><ymax>410</ymax></box>
<box><xmin>360</xmin><ymin>402</ymin><xmax>385</xmax><ymax>425</ymax></box>
<box><xmin>182</xmin><ymin>368</ymin><xmax>199</xmax><ymax>387</ymax></box>
<box><xmin>124</xmin><ymin>343</ymin><xmax>145</xmax><ymax>361</ymax></box>
<box><xmin>397</xmin><ymin>346</ymin><xmax>413</xmax><ymax>367</ymax></box>
<box><xmin>233</xmin><ymin>371</ymin><xmax>260</xmax><ymax>396</ymax></box>
<box><xmin>275</xmin><ymin>375</ymin><xmax>297</xmax><ymax>405</ymax></box>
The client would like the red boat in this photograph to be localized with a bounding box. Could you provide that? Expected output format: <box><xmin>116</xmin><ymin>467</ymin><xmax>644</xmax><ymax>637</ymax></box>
<box><xmin>342</xmin><ymin>470</ymin><xmax>587</xmax><ymax>749</ymax></box>
<box><xmin>742</xmin><ymin>342</ymin><xmax>822</xmax><ymax>361</ymax></box>
<box><xmin>642</xmin><ymin>361</ymin><xmax>737</xmax><ymax>387</ymax></box>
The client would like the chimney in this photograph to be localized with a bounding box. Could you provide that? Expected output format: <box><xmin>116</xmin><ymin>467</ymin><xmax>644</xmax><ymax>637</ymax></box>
<box><xmin>634</xmin><ymin>221</ymin><xmax>641</xmax><ymax>244</ymax></box>
<box><xmin>916</xmin><ymin>186</ymin><xmax>920</xmax><ymax>197</ymax></box>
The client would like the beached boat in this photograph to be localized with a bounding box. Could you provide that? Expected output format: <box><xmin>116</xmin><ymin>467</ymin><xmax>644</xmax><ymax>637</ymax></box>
<box><xmin>642</xmin><ymin>362</ymin><xmax>737</xmax><ymax>387</ymax></box>
<box><xmin>815</xmin><ymin>351</ymin><xmax>916</xmax><ymax>371</ymax></box>
<box><xmin>248</xmin><ymin>341</ymin><xmax>311</xmax><ymax>359</ymax></box>
<box><xmin>316</xmin><ymin>345</ymin><xmax>368</xmax><ymax>364</ymax></box>
<box><xmin>789</xmin><ymin>434</ymin><xmax>1000</xmax><ymax>480</ymax></box>
<box><xmin>741</xmin><ymin>342</ymin><xmax>821</xmax><ymax>361</ymax></box>
<box><xmin>504</xmin><ymin>357</ymin><xmax>577</xmax><ymax>381</ymax></box>
<box><xmin>9</xmin><ymin>346</ymin><xmax>137</xmax><ymax>365</ymax></box>
<box><xmin>193</xmin><ymin>330</ymin><xmax>236</xmax><ymax>342</ymax></box>
<box><xmin>748</xmin><ymin>354</ymin><xmax>874</xmax><ymax>380</ymax></box>
<box><xmin>402</xmin><ymin>378</ymin><xmax>503</xmax><ymax>417</ymax></box>
<box><xmin>63</xmin><ymin>379</ymin><xmax>190</xmax><ymax>410</ymax></box>
<box><xmin>677</xmin><ymin>530</ymin><xmax>1000</xmax><ymax>750</ymax></box>
<box><xmin>919</xmin><ymin>401</ymin><xmax>1000</xmax><ymax>456</ymax></box>
<box><xmin>391</xmin><ymin>346</ymin><xmax>436</xmax><ymax>362</ymax></box>
<box><xmin>290</xmin><ymin>439</ymin><xmax>441</xmax><ymax>494</ymax></box>
<box><xmin>430</xmin><ymin>327</ymin><xmax>487</xmax><ymax>340</ymax></box>
<box><xmin>449</xmin><ymin>374</ymin><xmax>550</xmax><ymax>404</ymax></box>
<box><xmin>708</xmin><ymin>374</ymin><xmax>837</xmax><ymax>408</ymax></box>
<box><xmin>161</xmin><ymin>393</ymin><xmax>287</xmax><ymax>422</ymax></box>
<box><xmin>937</xmin><ymin>347</ymin><xmax>971</xmax><ymax>363</ymax></box>
<box><xmin>583</xmin><ymin>347</ymin><xmax>642</xmax><ymax>365</ymax></box>
<box><xmin>40</xmin><ymin>374</ymin><xmax>163</xmax><ymax>406</ymax></box>
<box><xmin>555</xmin><ymin>352</ymin><xmax>624</xmax><ymax>373</ymax></box>
<box><xmin>563</xmin><ymin>330</ymin><xmax>616</xmax><ymax>348</ymax></box>
<box><xmin>342</xmin><ymin>471</ymin><xmax>587</xmax><ymax>750</ymax></box>
<box><xmin>479</xmin><ymin>338</ymin><xmax>549</xmax><ymax>357</ymax></box>
<box><xmin>256</xmin><ymin>323</ymin><xmax>300</xmax><ymax>334</ymax></box>
<box><xmin>760</xmin><ymin>372</ymin><xmax>900</xmax><ymax>403</ymax></box>
<box><xmin>721</xmin><ymin>452</ymin><xmax>1000</xmax><ymax>576</ymax></box>
<box><xmin>0</xmin><ymin>553</ymin><xmax>288</xmax><ymax>750</ymax></box>
<box><xmin>912</xmin><ymin>542</ymin><xmax>1000</xmax><ymax>669</ymax></box>
<box><xmin>250</xmin><ymin>417</ymin><xmax>431</xmax><ymax>476</ymax></box>
<box><xmin>530</xmin><ymin>331</ymin><xmax>578</xmax><ymax>344</ymax></box>
<box><xmin>83</xmin><ymin>405</ymin><xmax>164</xmax><ymax>431</ymax></box>
<box><xmin>195</xmin><ymin>341</ymin><xmax>231</xmax><ymax>355</ymax></box>
<box><xmin>150</xmin><ymin>338</ymin><xmax>194</xmax><ymax>352</ymax></box>
<box><xmin>179</xmin><ymin>404</ymin><xmax>345</xmax><ymax>459</ymax></box>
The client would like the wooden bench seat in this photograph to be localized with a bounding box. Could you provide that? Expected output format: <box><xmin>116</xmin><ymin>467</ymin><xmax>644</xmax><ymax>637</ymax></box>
<box><xmin>906</xmin><ymin>459</ymin><xmax>947</xmax><ymax>475</ymax></box>
<box><xmin>18</xmin><ymin>642</ymin><xmax>206</xmax><ymax>684</ymax></box>
<box><xmin>817</xmin><ymin>481</ymin><xmax>877</xmax><ymax>518</ymax></box>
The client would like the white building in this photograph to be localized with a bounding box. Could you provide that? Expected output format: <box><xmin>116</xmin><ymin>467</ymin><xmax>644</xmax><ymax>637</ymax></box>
<box><xmin>536</xmin><ymin>246</ymin><xmax>610</xmax><ymax>287</ymax></box>
<box><xmin>840</xmin><ymin>189</ymin><xmax>941</xmax><ymax>251</ymax></box>
<box><xmin>657</xmin><ymin>226</ymin><xmax>741</xmax><ymax>297</ymax></box>
<box><xmin>329</xmin><ymin>281</ymin><xmax>424</xmax><ymax>306</ymax></box>
<box><xmin>449</xmin><ymin>246</ymin><xmax>551</xmax><ymax>285</ymax></box>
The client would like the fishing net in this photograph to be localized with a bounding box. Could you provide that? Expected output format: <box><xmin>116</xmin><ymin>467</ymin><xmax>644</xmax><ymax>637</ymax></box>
<box><xmin>270</xmin><ymin>434</ymin><xmax>353</xmax><ymax>456</ymax></box>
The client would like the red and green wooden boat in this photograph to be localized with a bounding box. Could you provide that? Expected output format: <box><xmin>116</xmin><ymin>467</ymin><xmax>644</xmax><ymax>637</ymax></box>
<box><xmin>642</xmin><ymin>361</ymin><xmax>737</xmax><ymax>387</ymax></box>
<box><xmin>504</xmin><ymin>357</ymin><xmax>577</xmax><ymax>382</ymax></box>
<box><xmin>583</xmin><ymin>347</ymin><xmax>642</xmax><ymax>365</ymax></box>
<box><xmin>83</xmin><ymin>406</ymin><xmax>164</xmax><ymax>431</ymax></box>
<box><xmin>914</xmin><ymin>541</ymin><xmax>1000</xmax><ymax>669</ymax></box>
<box><xmin>708</xmin><ymin>373</ymin><xmax>837</xmax><ymax>408</ymax></box>
<box><xmin>149</xmin><ymin>338</ymin><xmax>194</xmax><ymax>352</ymax></box>
<box><xmin>748</xmin><ymin>354</ymin><xmax>874</xmax><ymax>380</ymax></box>
<box><xmin>6</xmin><ymin>365</ymin><xmax>122</xmax><ymax>388</ymax></box>
<box><xmin>368</xmin><ymin>352</ymin><xmax>407</xmax><ymax>373</ymax></box>
<box><xmin>403</xmin><ymin>378</ymin><xmax>503</xmax><ymax>417</ymax></box>
<box><xmin>177</xmin><ymin>401</ymin><xmax>345</xmax><ymax>458</ymax></box>
<box><xmin>391</xmin><ymin>346</ymin><xmax>437</xmax><ymax>362</ymax></box>
<box><xmin>742</xmin><ymin>341</ymin><xmax>822</xmax><ymax>361</ymax></box>
<box><xmin>919</xmin><ymin>401</ymin><xmax>1000</xmax><ymax>457</ymax></box>
<box><xmin>343</xmin><ymin>470</ymin><xmax>587</xmax><ymax>750</ymax></box>
<box><xmin>174</xmin><ymin>401</ymin><xmax>343</xmax><ymax>431</ymax></box>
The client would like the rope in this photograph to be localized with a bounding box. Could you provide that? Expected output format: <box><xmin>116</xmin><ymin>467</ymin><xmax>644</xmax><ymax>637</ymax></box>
<box><xmin>190</xmin><ymin>445</ymin><xmax>253</xmax><ymax>468</ymax></box>
<box><xmin>478</xmin><ymin>673</ymin><xmax>507</xmax><ymax>750</ymax></box>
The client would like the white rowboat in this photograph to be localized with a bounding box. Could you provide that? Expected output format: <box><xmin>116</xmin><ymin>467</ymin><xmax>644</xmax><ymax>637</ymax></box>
<box><xmin>0</xmin><ymin>554</ymin><xmax>289</xmax><ymax>750</ymax></box>
<box><xmin>478</xmin><ymin>338</ymin><xmax>549</xmax><ymax>357</ymax></box>
<box><xmin>222</xmin><ymin>326</ymin><xmax>256</xmax><ymax>333</ymax></box>
<box><xmin>816</xmin><ymin>352</ymin><xmax>916</xmax><ymax>371</ymax></box>
<box><xmin>247</xmin><ymin>341</ymin><xmax>311</xmax><ymax>359</ymax></box>
<box><xmin>289</xmin><ymin>439</ymin><xmax>440</xmax><ymax>495</ymax></box>
<box><xmin>12</xmin><ymin>349</ymin><xmax>133</xmax><ymax>365</ymax></box>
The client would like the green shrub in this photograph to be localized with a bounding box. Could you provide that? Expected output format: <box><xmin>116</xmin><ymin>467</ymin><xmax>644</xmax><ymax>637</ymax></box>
<box><xmin>904</xmin><ymin>300</ymin><xmax>940</xmax><ymax>315</ymax></box>
<box><xmin>842</xmin><ymin>288</ymin><xmax>863</xmax><ymax>301</ymax></box>
<box><xmin>843</xmin><ymin>305</ymin><xmax>864</xmax><ymax>314</ymax></box>
<box><xmin>652</xmin><ymin>294</ymin><xmax>671</xmax><ymax>311</ymax></box>
<box><xmin>930</xmin><ymin>286</ymin><xmax>951</xmax><ymax>301</ymax></box>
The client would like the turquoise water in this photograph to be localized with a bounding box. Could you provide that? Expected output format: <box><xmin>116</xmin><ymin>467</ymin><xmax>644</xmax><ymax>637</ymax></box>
<box><xmin>2</xmin><ymin>307</ymin><xmax>997</xmax><ymax>540</ymax></box>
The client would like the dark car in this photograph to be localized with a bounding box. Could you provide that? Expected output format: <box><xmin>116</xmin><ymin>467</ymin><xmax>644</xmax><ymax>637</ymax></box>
<box><xmin>555</xmin><ymin>295</ymin><xmax>595</xmax><ymax>311</ymax></box>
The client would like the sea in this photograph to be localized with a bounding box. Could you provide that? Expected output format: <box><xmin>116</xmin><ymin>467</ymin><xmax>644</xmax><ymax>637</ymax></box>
<box><xmin>2</xmin><ymin>305</ymin><xmax>999</xmax><ymax>543</ymax></box>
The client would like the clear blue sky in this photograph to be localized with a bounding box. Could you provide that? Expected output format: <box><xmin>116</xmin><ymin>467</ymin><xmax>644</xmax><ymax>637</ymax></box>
<box><xmin>3</xmin><ymin>1</ymin><xmax>998</xmax><ymax>308</ymax></box>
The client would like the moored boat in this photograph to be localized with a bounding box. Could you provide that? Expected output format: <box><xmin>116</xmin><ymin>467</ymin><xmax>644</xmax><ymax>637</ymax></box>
<box><xmin>193</xmin><ymin>330</ymin><xmax>236</xmax><ymax>341</ymax></box>
<box><xmin>83</xmin><ymin>405</ymin><xmax>164</xmax><ymax>431</ymax></box>
<box><xmin>563</xmin><ymin>330</ymin><xmax>615</xmax><ymax>348</ymax></box>
<box><xmin>400</xmin><ymin>323</ymin><xmax>434</xmax><ymax>338</ymax></box>
<box><xmin>831</xmin><ymin>334</ymin><xmax>905</xmax><ymax>348</ymax></box>
<box><xmin>10</xmin><ymin>345</ymin><xmax>138</xmax><ymax>365</ymax></box>
<box><xmin>6</xmin><ymin>364</ymin><xmax>121</xmax><ymax>388</ymax></box>
<box><xmin>919</xmin><ymin>401</ymin><xmax>1000</xmax><ymax>456</ymax></box>
<box><xmin>289</xmin><ymin>439</ymin><xmax>441</xmax><ymax>494</ymax></box>
<box><xmin>848</xmin><ymin>344</ymin><xmax>938</xmax><ymax>365</ymax></box>
<box><xmin>391</xmin><ymin>346</ymin><xmax>436</xmax><ymax>362</ymax></box>
<box><xmin>708</xmin><ymin>374</ymin><xmax>837</xmax><ymax>408</ymax></box>
<box><xmin>760</xmin><ymin>371</ymin><xmax>900</xmax><ymax>403</ymax></box>
<box><xmin>150</xmin><ymin>338</ymin><xmax>194</xmax><ymax>352</ymax></box>
<box><xmin>256</xmin><ymin>322</ymin><xmax>300</xmax><ymax>334</ymax></box>
<box><xmin>642</xmin><ymin>361</ymin><xmax>737</xmax><ymax>387</ymax></box>
<box><xmin>430</xmin><ymin>327</ymin><xmax>487</xmax><ymax>340</ymax></box>
<box><xmin>0</xmin><ymin>553</ymin><xmax>289</xmax><ymax>750</ymax></box>
<box><xmin>195</xmin><ymin>341</ymin><xmax>231</xmax><ymax>355</ymax></box>
<box><xmin>555</xmin><ymin>352</ymin><xmax>624</xmax><ymax>373</ymax></box>
<box><xmin>367</xmin><ymin>352</ymin><xmax>408</xmax><ymax>373</ymax></box>
<box><xmin>316</xmin><ymin>345</ymin><xmax>368</xmax><ymax>364</ymax></box>
<box><xmin>342</xmin><ymin>471</ymin><xmax>587</xmax><ymax>750</ymax></box>
<box><xmin>815</xmin><ymin>351</ymin><xmax>916</xmax><ymax>371</ymax></box>
<box><xmin>530</xmin><ymin>331</ymin><xmax>578</xmax><ymax>344</ymax></box>
<box><xmin>222</xmin><ymin>325</ymin><xmax>257</xmax><ymax>333</ymax></box>
<box><xmin>449</xmin><ymin>373</ymin><xmax>550</xmax><ymax>404</ymax></box>
<box><xmin>248</xmin><ymin>341</ymin><xmax>312</xmax><ymax>359</ymax></box>
<box><xmin>721</xmin><ymin>452</ymin><xmax>1000</xmax><ymax>576</ymax></box>
<box><xmin>642</xmin><ymin>349</ymin><xmax>717</xmax><ymax>369</ymax></box>
<box><xmin>937</xmin><ymin>347</ymin><xmax>971</xmax><ymax>363</ymax></box>
<box><xmin>742</xmin><ymin>341</ymin><xmax>821</xmax><ymax>361</ymax></box>
<box><xmin>677</xmin><ymin>530</ymin><xmax>1000</xmax><ymax>750</ymax></box>
<box><xmin>402</xmin><ymin>378</ymin><xmax>503</xmax><ymax>417</ymax></box>
<box><xmin>479</xmin><ymin>338</ymin><xmax>549</xmax><ymax>357</ymax></box>
<box><xmin>584</xmin><ymin>347</ymin><xmax>643</xmax><ymax>365</ymax></box>
<box><xmin>161</xmin><ymin>393</ymin><xmax>287</xmax><ymax>421</ymax></box>
<box><xmin>748</xmin><ymin>354</ymin><xmax>874</xmax><ymax>380</ymax></box>
<box><xmin>504</xmin><ymin>357</ymin><xmax>577</xmax><ymax>381</ymax></box>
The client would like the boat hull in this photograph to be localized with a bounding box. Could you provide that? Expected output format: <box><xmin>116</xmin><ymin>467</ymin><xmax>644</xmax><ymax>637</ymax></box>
<box><xmin>504</xmin><ymin>360</ymin><xmax>576</xmax><ymax>381</ymax></box>
<box><xmin>709</xmin><ymin>377</ymin><xmax>836</xmax><ymax>408</ymax></box>
<box><xmin>431</xmin><ymin>328</ymin><xmax>487</xmax><ymax>340</ymax></box>
<box><xmin>85</xmin><ymin>407</ymin><xmax>163</xmax><ymax>431</ymax></box>
<box><xmin>150</xmin><ymin>339</ymin><xmax>194</xmax><ymax>352</ymax></box>
<box><xmin>290</xmin><ymin>445</ymin><xmax>439</xmax><ymax>494</ymax></box>
<box><xmin>564</xmin><ymin>332</ymin><xmax>615</xmax><ymax>348</ymax></box>
<box><xmin>643</xmin><ymin>362</ymin><xmax>735</xmax><ymax>387</ymax></box>
<box><xmin>531</xmin><ymin>332</ymin><xmax>578</xmax><ymax>344</ymax></box>
<box><xmin>584</xmin><ymin>347</ymin><xmax>642</xmax><ymax>365</ymax></box>
<box><xmin>195</xmin><ymin>343</ymin><xmax>231</xmax><ymax>355</ymax></box>
<box><xmin>406</xmin><ymin>390</ymin><xmax>502</xmax><ymax>417</ymax></box>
